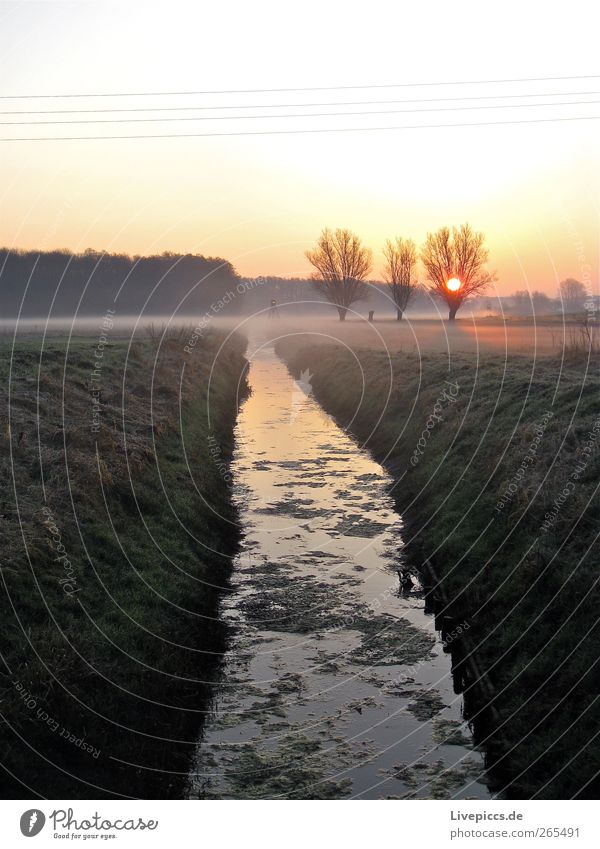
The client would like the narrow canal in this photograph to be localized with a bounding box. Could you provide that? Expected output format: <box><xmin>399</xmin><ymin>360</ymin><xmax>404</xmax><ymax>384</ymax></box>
<box><xmin>189</xmin><ymin>335</ymin><xmax>489</xmax><ymax>800</ymax></box>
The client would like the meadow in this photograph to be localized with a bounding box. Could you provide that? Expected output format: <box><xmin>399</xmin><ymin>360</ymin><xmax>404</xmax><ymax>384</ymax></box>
<box><xmin>0</xmin><ymin>328</ymin><xmax>248</xmax><ymax>798</ymax></box>
<box><xmin>278</xmin><ymin>332</ymin><xmax>600</xmax><ymax>798</ymax></box>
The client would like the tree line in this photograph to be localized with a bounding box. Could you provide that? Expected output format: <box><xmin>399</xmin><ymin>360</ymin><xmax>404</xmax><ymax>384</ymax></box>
<box><xmin>2</xmin><ymin>244</ymin><xmax>590</xmax><ymax>323</ymax></box>
<box><xmin>0</xmin><ymin>248</ymin><xmax>240</xmax><ymax>319</ymax></box>
<box><xmin>514</xmin><ymin>278</ymin><xmax>591</xmax><ymax>314</ymax></box>
<box><xmin>305</xmin><ymin>227</ymin><xmax>594</xmax><ymax>322</ymax></box>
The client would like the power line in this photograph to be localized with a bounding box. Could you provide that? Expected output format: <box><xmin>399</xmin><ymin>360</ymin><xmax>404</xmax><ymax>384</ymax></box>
<box><xmin>2</xmin><ymin>89</ymin><xmax>599</xmax><ymax>115</ymax></box>
<box><xmin>1</xmin><ymin>73</ymin><xmax>600</xmax><ymax>99</ymax></box>
<box><xmin>2</xmin><ymin>112</ymin><xmax>600</xmax><ymax>141</ymax></box>
<box><xmin>2</xmin><ymin>89</ymin><xmax>599</xmax><ymax>117</ymax></box>
<box><xmin>3</xmin><ymin>98</ymin><xmax>599</xmax><ymax>126</ymax></box>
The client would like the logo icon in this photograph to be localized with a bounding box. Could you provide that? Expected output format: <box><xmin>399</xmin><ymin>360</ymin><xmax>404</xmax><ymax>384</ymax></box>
<box><xmin>19</xmin><ymin>810</ymin><xmax>45</xmax><ymax>837</ymax></box>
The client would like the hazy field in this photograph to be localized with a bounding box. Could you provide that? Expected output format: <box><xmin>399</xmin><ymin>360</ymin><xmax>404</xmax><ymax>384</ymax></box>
<box><xmin>268</xmin><ymin>315</ymin><xmax>578</xmax><ymax>356</ymax></box>
<box><xmin>1</xmin><ymin>313</ymin><xmax>576</xmax><ymax>357</ymax></box>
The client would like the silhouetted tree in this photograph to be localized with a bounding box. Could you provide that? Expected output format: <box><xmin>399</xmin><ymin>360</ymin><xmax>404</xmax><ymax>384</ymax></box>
<box><xmin>0</xmin><ymin>248</ymin><xmax>239</xmax><ymax>318</ymax></box>
<box><xmin>305</xmin><ymin>228</ymin><xmax>372</xmax><ymax>321</ymax></box>
<box><xmin>511</xmin><ymin>289</ymin><xmax>555</xmax><ymax>315</ymax></box>
<box><xmin>558</xmin><ymin>278</ymin><xmax>587</xmax><ymax>313</ymax></box>
<box><xmin>382</xmin><ymin>237</ymin><xmax>418</xmax><ymax>320</ymax></box>
<box><xmin>421</xmin><ymin>223</ymin><xmax>496</xmax><ymax>320</ymax></box>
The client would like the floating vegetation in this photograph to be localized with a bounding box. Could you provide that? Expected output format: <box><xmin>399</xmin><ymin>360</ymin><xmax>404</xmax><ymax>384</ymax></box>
<box><xmin>349</xmin><ymin>615</ymin><xmax>435</xmax><ymax>666</ymax></box>
<box><xmin>387</xmin><ymin>758</ymin><xmax>486</xmax><ymax>799</ymax></box>
<box><xmin>202</xmin><ymin>735</ymin><xmax>354</xmax><ymax>800</ymax></box>
<box><xmin>256</xmin><ymin>498</ymin><xmax>332</xmax><ymax>520</ymax></box>
<box><xmin>238</xmin><ymin>574</ymin><xmax>346</xmax><ymax>633</ymax></box>
<box><xmin>332</xmin><ymin>515</ymin><xmax>392</xmax><ymax>537</ymax></box>
<box><xmin>406</xmin><ymin>690</ymin><xmax>448</xmax><ymax>721</ymax></box>
<box><xmin>431</xmin><ymin>718</ymin><xmax>473</xmax><ymax>747</ymax></box>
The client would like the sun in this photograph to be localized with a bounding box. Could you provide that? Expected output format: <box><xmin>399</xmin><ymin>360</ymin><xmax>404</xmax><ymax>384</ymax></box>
<box><xmin>446</xmin><ymin>277</ymin><xmax>462</xmax><ymax>292</ymax></box>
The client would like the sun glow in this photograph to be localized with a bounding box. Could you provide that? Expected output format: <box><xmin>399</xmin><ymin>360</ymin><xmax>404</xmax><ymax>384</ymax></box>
<box><xmin>446</xmin><ymin>277</ymin><xmax>462</xmax><ymax>292</ymax></box>
<box><xmin>0</xmin><ymin>5</ymin><xmax>598</xmax><ymax>290</ymax></box>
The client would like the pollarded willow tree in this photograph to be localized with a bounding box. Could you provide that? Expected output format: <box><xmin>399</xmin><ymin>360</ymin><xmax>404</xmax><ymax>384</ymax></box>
<box><xmin>421</xmin><ymin>223</ymin><xmax>496</xmax><ymax>320</ymax></box>
<box><xmin>305</xmin><ymin>228</ymin><xmax>373</xmax><ymax>321</ymax></box>
<box><xmin>382</xmin><ymin>237</ymin><xmax>419</xmax><ymax>320</ymax></box>
<box><xmin>558</xmin><ymin>278</ymin><xmax>588</xmax><ymax>313</ymax></box>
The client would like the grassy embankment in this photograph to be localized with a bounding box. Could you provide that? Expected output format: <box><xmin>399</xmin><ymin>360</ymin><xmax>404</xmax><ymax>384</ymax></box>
<box><xmin>278</xmin><ymin>336</ymin><xmax>600</xmax><ymax>799</ymax></box>
<box><xmin>0</xmin><ymin>328</ymin><xmax>248</xmax><ymax>798</ymax></box>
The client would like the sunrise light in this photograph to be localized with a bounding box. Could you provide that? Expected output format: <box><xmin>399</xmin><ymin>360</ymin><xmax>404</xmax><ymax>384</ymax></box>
<box><xmin>446</xmin><ymin>277</ymin><xmax>462</xmax><ymax>292</ymax></box>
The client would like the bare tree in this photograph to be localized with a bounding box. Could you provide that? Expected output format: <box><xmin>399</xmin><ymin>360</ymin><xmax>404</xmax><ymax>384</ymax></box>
<box><xmin>558</xmin><ymin>278</ymin><xmax>587</xmax><ymax>313</ymax></box>
<box><xmin>382</xmin><ymin>237</ymin><xmax>419</xmax><ymax>320</ymax></box>
<box><xmin>511</xmin><ymin>289</ymin><xmax>555</xmax><ymax>316</ymax></box>
<box><xmin>421</xmin><ymin>223</ymin><xmax>496</xmax><ymax>320</ymax></box>
<box><xmin>305</xmin><ymin>228</ymin><xmax>373</xmax><ymax>321</ymax></box>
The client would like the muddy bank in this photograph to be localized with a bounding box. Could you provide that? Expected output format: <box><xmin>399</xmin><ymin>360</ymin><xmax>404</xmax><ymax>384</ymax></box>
<box><xmin>0</xmin><ymin>329</ymin><xmax>248</xmax><ymax>798</ymax></box>
<box><xmin>278</xmin><ymin>337</ymin><xmax>600</xmax><ymax>799</ymax></box>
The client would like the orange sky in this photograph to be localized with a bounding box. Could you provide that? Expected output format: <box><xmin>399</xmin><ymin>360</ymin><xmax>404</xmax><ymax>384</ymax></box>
<box><xmin>1</xmin><ymin>1</ymin><xmax>598</xmax><ymax>296</ymax></box>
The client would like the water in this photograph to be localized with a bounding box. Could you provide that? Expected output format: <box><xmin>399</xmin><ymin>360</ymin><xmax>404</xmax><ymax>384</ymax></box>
<box><xmin>189</xmin><ymin>335</ymin><xmax>489</xmax><ymax>800</ymax></box>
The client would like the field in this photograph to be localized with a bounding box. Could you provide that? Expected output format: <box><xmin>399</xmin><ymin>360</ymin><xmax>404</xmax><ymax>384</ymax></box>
<box><xmin>277</xmin><ymin>329</ymin><xmax>600</xmax><ymax>798</ymax></box>
<box><xmin>267</xmin><ymin>314</ymin><xmax>589</xmax><ymax>356</ymax></box>
<box><xmin>0</xmin><ymin>328</ymin><xmax>248</xmax><ymax>798</ymax></box>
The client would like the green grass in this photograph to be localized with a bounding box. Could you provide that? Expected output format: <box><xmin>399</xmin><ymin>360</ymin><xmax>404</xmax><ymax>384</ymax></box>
<box><xmin>277</xmin><ymin>336</ymin><xmax>600</xmax><ymax>799</ymax></box>
<box><xmin>0</xmin><ymin>329</ymin><xmax>248</xmax><ymax>798</ymax></box>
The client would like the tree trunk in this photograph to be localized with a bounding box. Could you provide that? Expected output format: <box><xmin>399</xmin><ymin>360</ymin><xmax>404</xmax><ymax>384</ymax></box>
<box><xmin>337</xmin><ymin>307</ymin><xmax>347</xmax><ymax>321</ymax></box>
<box><xmin>396</xmin><ymin>308</ymin><xmax>403</xmax><ymax>321</ymax></box>
<box><xmin>448</xmin><ymin>305</ymin><xmax>458</xmax><ymax>321</ymax></box>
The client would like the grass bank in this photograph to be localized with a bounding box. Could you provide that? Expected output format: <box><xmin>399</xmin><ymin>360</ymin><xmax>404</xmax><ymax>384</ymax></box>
<box><xmin>0</xmin><ymin>328</ymin><xmax>248</xmax><ymax>798</ymax></box>
<box><xmin>278</xmin><ymin>336</ymin><xmax>600</xmax><ymax>799</ymax></box>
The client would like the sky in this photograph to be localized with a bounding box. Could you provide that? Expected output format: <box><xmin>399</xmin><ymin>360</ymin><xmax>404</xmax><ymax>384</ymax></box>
<box><xmin>0</xmin><ymin>0</ymin><xmax>599</xmax><ymax>296</ymax></box>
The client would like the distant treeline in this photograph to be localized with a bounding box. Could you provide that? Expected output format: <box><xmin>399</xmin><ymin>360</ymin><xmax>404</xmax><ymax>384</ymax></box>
<box><xmin>3</xmin><ymin>249</ymin><xmax>591</xmax><ymax>321</ymax></box>
<box><xmin>0</xmin><ymin>248</ymin><xmax>240</xmax><ymax>318</ymax></box>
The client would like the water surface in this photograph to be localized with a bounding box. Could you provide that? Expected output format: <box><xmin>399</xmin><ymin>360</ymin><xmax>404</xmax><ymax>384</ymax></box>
<box><xmin>190</xmin><ymin>336</ymin><xmax>489</xmax><ymax>799</ymax></box>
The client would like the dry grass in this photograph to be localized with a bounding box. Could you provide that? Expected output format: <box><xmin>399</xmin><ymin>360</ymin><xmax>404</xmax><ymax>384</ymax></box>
<box><xmin>277</xmin><ymin>335</ymin><xmax>600</xmax><ymax>799</ymax></box>
<box><xmin>561</xmin><ymin>320</ymin><xmax>600</xmax><ymax>361</ymax></box>
<box><xmin>0</xmin><ymin>328</ymin><xmax>248</xmax><ymax>798</ymax></box>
